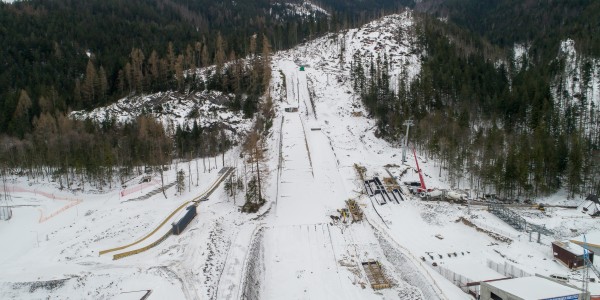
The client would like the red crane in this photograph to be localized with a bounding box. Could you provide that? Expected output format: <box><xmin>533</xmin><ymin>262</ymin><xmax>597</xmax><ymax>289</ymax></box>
<box><xmin>413</xmin><ymin>147</ymin><xmax>427</xmax><ymax>193</ymax></box>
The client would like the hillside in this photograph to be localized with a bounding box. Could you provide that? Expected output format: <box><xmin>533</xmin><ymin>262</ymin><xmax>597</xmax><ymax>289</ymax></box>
<box><xmin>2</xmin><ymin>11</ymin><xmax>600</xmax><ymax>299</ymax></box>
<box><xmin>0</xmin><ymin>0</ymin><xmax>334</xmax><ymax>136</ymax></box>
<box><xmin>416</xmin><ymin>0</ymin><xmax>600</xmax><ymax>56</ymax></box>
<box><xmin>70</xmin><ymin>90</ymin><xmax>252</xmax><ymax>142</ymax></box>
<box><xmin>345</xmin><ymin>11</ymin><xmax>600</xmax><ymax>199</ymax></box>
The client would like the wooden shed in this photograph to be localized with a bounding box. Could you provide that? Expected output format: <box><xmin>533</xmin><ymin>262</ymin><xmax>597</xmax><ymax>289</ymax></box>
<box><xmin>552</xmin><ymin>241</ymin><xmax>593</xmax><ymax>270</ymax></box>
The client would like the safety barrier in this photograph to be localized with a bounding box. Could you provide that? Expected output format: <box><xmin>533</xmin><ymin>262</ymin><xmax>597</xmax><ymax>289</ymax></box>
<box><xmin>99</xmin><ymin>167</ymin><xmax>234</xmax><ymax>256</ymax></box>
<box><xmin>113</xmin><ymin>230</ymin><xmax>172</xmax><ymax>260</ymax></box>
<box><xmin>120</xmin><ymin>180</ymin><xmax>160</xmax><ymax>197</ymax></box>
<box><xmin>1</xmin><ymin>185</ymin><xmax>82</xmax><ymax>202</ymax></box>
<box><xmin>39</xmin><ymin>199</ymin><xmax>82</xmax><ymax>223</ymax></box>
<box><xmin>487</xmin><ymin>259</ymin><xmax>531</xmax><ymax>278</ymax></box>
<box><xmin>0</xmin><ymin>185</ymin><xmax>83</xmax><ymax>223</ymax></box>
<box><xmin>434</xmin><ymin>264</ymin><xmax>476</xmax><ymax>295</ymax></box>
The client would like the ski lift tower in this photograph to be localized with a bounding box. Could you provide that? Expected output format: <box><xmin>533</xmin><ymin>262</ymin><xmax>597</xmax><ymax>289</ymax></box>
<box><xmin>584</xmin><ymin>236</ymin><xmax>600</xmax><ymax>300</ymax></box>
<box><xmin>401</xmin><ymin>120</ymin><xmax>414</xmax><ymax>163</ymax></box>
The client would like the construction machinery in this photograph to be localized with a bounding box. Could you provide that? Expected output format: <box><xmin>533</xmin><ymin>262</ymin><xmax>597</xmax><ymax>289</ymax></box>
<box><xmin>533</xmin><ymin>203</ymin><xmax>546</xmax><ymax>212</ymax></box>
<box><xmin>583</xmin><ymin>235</ymin><xmax>600</xmax><ymax>296</ymax></box>
<box><xmin>412</xmin><ymin>147</ymin><xmax>428</xmax><ymax>196</ymax></box>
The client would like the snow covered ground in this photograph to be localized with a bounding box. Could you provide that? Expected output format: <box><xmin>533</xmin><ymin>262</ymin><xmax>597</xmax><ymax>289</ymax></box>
<box><xmin>271</xmin><ymin>0</ymin><xmax>329</xmax><ymax>19</ymax></box>
<box><xmin>2</xmin><ymin>11</ymin><xmax>600</xmax><ymax>300</ymax></box>
<box><xmin>0</xmin><ymin>154</ymin><xmax>258</xmax><ymax>299</ymax></box>
<box><xmin>71</xmin><ymin>90</ymin><xmax>252</xmax><ymax>142</ymax></box>
<box><xmin>264</xmin><ymin>11</ymin><xmax>600</xmax><ymax>297</ymax></box>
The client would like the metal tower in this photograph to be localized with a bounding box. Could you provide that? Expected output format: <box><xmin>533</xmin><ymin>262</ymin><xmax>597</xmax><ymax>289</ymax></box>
<box><xmin>401</xmin><ymin>120</ymin><xmax>413</xmax><ymax>163</ymax></box>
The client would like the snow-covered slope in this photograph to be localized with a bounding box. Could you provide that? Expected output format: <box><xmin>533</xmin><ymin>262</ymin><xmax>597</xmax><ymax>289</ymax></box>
<box><xmin>552</xmin><ymin>39</ymin><xmax>600</xmax><ymax>135</ymax></box>
<box><xmin>71</xmin><ymin>90</ymin><xmax>252</xmax><ymax>140</ymax></box>
<box><xmin>4</xmin><ymin>11</ymin><xmax>600</xmax><ymax>300</ymax></box>
<box><xmin>271</xmin><ymin>0</ymin><xmax>329</xmax><ymax>19</ymax></box>
<box><xmin>267</xmin><ymin>13</ymin><xmax>600</xmax><ymax>299</ymax></box>
<box><xmin>291</xmin><ymin>11</ymin><xmax>421</xmax><ymax>92</ymax></box>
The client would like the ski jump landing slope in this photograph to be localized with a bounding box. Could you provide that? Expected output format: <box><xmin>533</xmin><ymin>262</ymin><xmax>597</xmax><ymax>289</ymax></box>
<box><xmin>260</xmin><ymin>60</ymin><xmax>444</xmax><ymax>300</ymax></box>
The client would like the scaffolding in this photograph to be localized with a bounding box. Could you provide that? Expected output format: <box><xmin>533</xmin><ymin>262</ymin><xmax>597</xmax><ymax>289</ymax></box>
<box><xmin>362</xmin><ymin>261</ymin><xmax>390</xmax><ymax>290</ymax></box>
<box><xmin>488</xmin><ymin>202</ymin><xmax>552</xmax><ymax>237</ymax></box>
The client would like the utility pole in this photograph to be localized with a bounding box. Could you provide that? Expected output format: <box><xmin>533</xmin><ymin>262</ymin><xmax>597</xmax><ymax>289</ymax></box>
<box><xmin>297</xmin><ymin>77</ymin><xmax>300</xmax><ymax>106</ymax></box>
<box><xmin>583</xmin><ymin>235</ymin><xmax>590</xmax><ymax>296</ymax></box>
<box><xmin>401</xmin><ymin>120</ymin><xmax>414</xmax><ymax>163</ymax></box>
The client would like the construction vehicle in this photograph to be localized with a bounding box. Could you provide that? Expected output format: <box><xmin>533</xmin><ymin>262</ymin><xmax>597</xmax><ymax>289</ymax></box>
<box><xmin>534</xmin><ymin>203</ymin><xmax>546</xmax><ymax>212</ymax></box>
<box><xmin>412</xmin><ymin>148</ymin><xmax>428</xmax><ymax>196</ymax></box>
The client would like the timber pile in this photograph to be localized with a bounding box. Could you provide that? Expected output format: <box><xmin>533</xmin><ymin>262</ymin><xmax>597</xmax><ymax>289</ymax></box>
<box><xmin>383</xmin><ymin>177</ymin><xmax>399</xmax><ymax>190</ymax></box>
<box><xmin>346</xmin><ymin>199</ymin><xmax>363</xmax><ymax>222</ymax></box>
<box><xmin>361</xmin><ymin>261</ymin><xmax>390</xmax><ymax>290</ymax></box>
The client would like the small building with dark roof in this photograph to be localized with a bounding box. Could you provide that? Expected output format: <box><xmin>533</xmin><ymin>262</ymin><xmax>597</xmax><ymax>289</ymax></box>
<box><xmin>552</xmin><ymin>240</ymin><xmax>593</xmax><ymax>270</ymax></box>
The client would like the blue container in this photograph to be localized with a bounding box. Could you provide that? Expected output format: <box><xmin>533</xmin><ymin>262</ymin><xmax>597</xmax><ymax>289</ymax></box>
<box><xmin>172</xmin><ymin>205</ymin><xmax>197</xmax><ymax>235</ymax></box>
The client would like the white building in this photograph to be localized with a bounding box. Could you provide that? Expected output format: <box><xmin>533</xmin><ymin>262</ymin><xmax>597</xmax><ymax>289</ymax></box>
<box><xmin>480</xmin><ymin>276</ymin><xmax>584</xmax><ymax>300</ymax></box>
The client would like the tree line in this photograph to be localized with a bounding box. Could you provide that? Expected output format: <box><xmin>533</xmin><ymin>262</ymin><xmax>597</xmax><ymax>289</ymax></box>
<box><xmin>0</xmin><ymin>0</ymin><xmax>407</xmax><ymax>138</ymax></box>
<box><xmin>0</xmin><ymin>0</ymin><xmax>416</xmax><ymax>197</ymax></box>
<box><xmin>0</xmin><ymin>31</ymin><xmax>273</xmax><ymax>191</ymax></box>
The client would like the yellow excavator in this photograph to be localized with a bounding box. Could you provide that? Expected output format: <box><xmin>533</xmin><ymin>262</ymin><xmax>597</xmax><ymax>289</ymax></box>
<box><xmin>533</xmin><ymin>203</ymin><xmax>545</xmax><ymax>212</ymax></box>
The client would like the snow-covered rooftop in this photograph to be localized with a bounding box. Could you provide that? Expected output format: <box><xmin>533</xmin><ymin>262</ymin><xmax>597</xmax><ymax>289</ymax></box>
<box><xmin>484</xmin><ymin>276</ymin><xmax>582</xmax><ymax>300</ymax></box>
<box><xmin>553</xmin><ymin>241</ymin><xmax>587</xmax><ymax>256</ymax></box>
<box><xmin>442</xmin><ymin>259</ymin><xmax>505</xmax><ymax>282</ymax></box>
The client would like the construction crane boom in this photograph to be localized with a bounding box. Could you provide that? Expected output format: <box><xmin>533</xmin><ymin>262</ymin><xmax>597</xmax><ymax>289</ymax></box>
<box><xmin>412</xmin><ymin>147</ymin><xmax>427</xmax><ymax>192</ymax></box>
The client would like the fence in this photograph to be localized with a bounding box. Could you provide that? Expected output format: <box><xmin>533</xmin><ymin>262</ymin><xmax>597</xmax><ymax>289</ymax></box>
<box><xmin>38</xmin><ymin>199</ymin><xmax>82</xmax><ymax>223</ymax></box>
<box><xmin>434</xmin><ymin>264</ymin><xmax>479</xmax><ymax>296</ymax></box>
<box><xmin>0</xmin><ymin>185</ymin><xmax>82</xmax><ymax>223</ymax></box>
<box><xmin>1</xmin><ymin>185</ymin><xmax>79</xmax><ymax>202</ymax></box>
<box><xmin>487</xmin><ymin>259</ymin><xmax>532</xmax><ymax>278</ymax></box>
<box><xmin>120</xmin><ymin>180</ymin><xmax>160</xmax><ymax>197</ymax></box>
<box><xmin>0</xmin><ymin>206</ymin><xmax>12</xmax><ymax>221</ymax></box>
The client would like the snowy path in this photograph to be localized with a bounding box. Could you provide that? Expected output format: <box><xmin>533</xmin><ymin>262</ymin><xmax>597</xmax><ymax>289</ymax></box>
<box><xmin>215</xmin><ymin>223</ymin><xmax>259</xmax><ymax>300</ymax></box>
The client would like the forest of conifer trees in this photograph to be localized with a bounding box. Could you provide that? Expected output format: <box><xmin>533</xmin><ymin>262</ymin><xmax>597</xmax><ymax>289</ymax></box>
<box><xmin>1</xmin><ymin>0</ymin><xmax>599</xmax><ymax>199</ymax></box>
<box><xmin>351</xmin><ymin>14</ymin><xmax>600</xmax><ymax>199</ymax></box>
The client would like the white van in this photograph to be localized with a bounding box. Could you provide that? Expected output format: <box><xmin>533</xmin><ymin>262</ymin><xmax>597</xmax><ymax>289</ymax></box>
<box><xmin>549</xmin><ymin>274</ymin><xmax>569</xmax><ymax>283</ymax></box>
